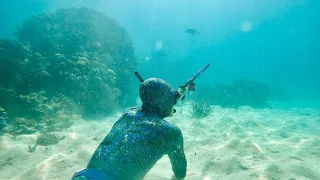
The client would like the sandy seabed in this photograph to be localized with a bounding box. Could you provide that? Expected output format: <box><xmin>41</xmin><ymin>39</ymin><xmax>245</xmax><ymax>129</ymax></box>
<box><xmin>1</xmin><ymin>102</ymin><xmax>319</xmax><ymax>180</ymax></box>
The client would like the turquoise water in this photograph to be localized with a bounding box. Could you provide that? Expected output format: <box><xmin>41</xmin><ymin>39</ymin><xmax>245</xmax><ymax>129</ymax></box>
<box><xmin>0</xmin><ymin>0</ymin><xmax>319</xmax><ymax>180</ymax></box>
<box><xmin>1</xmin><ymin>0</ymin><xmax>318</xmax><ymax>107</ymax></box>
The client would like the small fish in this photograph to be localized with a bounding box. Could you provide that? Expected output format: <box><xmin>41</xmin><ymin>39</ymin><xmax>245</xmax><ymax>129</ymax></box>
<box><xmin>185</xmin><ymin>29</ymin><xmax>200</xmax><ymax>35</ymax></box>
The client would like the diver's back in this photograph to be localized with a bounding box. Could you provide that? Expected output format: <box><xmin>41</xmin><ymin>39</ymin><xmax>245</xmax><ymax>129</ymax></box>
<box><xmin>87</xmin><ymin>107</ymin><xmax>178</xmax><ymax>180</ymax></box>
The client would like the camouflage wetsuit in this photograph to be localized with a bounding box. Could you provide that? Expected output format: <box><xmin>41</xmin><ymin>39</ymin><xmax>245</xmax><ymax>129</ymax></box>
<box><xmin>72</xmin><ymin>107</ymin><xmax>187</xmax><ymax>180</ymax></box>
<box><xmin>72</xmin><ymin>78</ymin><xmax>187</xmax><ymax>180</ymax></box>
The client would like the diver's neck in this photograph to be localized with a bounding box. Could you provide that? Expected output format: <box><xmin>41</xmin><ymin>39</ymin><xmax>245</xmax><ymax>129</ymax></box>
<box><xmin>140</xmin><ymin>108</ymin><xmax>164</xmax><ymax>119</ymax></box>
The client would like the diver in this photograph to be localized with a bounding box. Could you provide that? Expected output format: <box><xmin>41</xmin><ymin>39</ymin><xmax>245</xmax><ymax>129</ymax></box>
<box><xmin>72</xmin><ymin>63</ymin><xmax>210</xmax><ymax>180</ymax></box>
<box><xmin>72</xmin><ymin>78</ymin><xmax>187</xmax><ymax>180</ymax></box>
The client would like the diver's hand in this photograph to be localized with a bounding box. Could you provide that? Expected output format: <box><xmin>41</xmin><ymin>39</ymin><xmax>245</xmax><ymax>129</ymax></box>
<box><xmin>171</xmin><ymin>168</ymin><xmax>196</xmax><ymax>179</ymax></box>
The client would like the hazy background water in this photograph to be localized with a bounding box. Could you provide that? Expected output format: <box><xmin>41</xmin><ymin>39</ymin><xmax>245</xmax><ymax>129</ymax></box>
<box><xmin>1</xmin><ymin>0</ymin><xmax>319</xmax><ymax>108</ymax></box>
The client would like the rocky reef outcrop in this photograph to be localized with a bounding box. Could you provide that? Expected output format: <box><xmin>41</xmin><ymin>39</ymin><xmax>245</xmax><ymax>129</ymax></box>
<box><xmin>0</xmin><ymin>8</ymin><xmax>138</xmax><ymax>134</ymax></box>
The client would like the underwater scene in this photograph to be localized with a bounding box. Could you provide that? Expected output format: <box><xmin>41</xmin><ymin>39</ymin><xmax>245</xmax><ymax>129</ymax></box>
<box><xmin>0</xmin><ymin>0</ymin><xmax>319</xmax><ymax>180</ymax></box>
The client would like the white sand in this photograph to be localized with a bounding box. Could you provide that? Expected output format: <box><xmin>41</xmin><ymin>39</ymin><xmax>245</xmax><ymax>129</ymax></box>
<box><xmin>0</xmin><ymin>102</ymin><xmax>319</xmax><ymax>180</ymax></box>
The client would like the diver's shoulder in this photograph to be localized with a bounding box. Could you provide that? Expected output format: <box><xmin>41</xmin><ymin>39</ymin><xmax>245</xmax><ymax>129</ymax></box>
<box><xmin>161</xmin><ymin>119</ymin><xmax>182</xmax><ymax>134</ymax></box>
<box><xmin>121</xmin><ymin>107</ymin><xmax>142</xmax><ymax>119</ymax></box>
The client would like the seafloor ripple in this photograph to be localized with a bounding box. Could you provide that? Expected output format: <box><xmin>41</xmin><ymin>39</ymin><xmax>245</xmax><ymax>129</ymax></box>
<box><xmin>0</xmin><ymin>105</ymin><xmax>319</xmax><ymax>180</ymax></box>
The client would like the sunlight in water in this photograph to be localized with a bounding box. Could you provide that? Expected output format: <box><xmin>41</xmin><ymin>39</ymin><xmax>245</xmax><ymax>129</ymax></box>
<box><xmin>155</xmin><ymin>40</ymin><xmax>163</xmax><ymax>49</ymax></box>
<box><xmin>240</xmin><ymin>21</ymin><xmax>253</xmax><ymax>32</ymax></box>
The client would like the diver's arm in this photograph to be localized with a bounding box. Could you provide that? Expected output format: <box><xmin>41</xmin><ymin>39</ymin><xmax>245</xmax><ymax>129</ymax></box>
<box><xmin>167</xmin><ymin>128</ymin><xmax>187</xmax><ymax>179</ymax></box>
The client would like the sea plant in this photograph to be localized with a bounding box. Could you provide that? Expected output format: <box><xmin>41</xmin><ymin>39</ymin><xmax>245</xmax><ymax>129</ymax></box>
<box><xmin>0</xmin><ymin>107</ymin><xmax>8</xmax><ymax>133</ymax></box>
<box><xmin>190</xmin><ymin>99</ymin><xmax>212</xmax><ymax>118</ymax></box>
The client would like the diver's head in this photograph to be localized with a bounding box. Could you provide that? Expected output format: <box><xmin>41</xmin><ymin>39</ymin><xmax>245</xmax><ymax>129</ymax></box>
<box><xmin>139</xmin><ymin>78</ymin><xmax>178</xmax><ymax>118</ymax></box>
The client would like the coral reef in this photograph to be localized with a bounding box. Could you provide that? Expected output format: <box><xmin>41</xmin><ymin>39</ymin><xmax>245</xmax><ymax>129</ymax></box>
<box><xmin>14</xmin><ymin>7</ymin><xmax>138</xmax><ymax>108</ymax></box>
<box><xmin>36</xmin><ymin>132</ymin><xmax>65</xmax><ymax>146</ymax></box>
<box><xmin>0</xmin><ymin>7</ymin><xmax>138</xmax><ymax>135</ymax></box>
<box><xmin>0</xmin><ymin>89</ymin><xmax>80</xmax><ymax>135</ymax></box>
<box><xmin>194</xmin><ymin>79</ymin><xmax>270</xmax><ymax>108</ymax></box>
